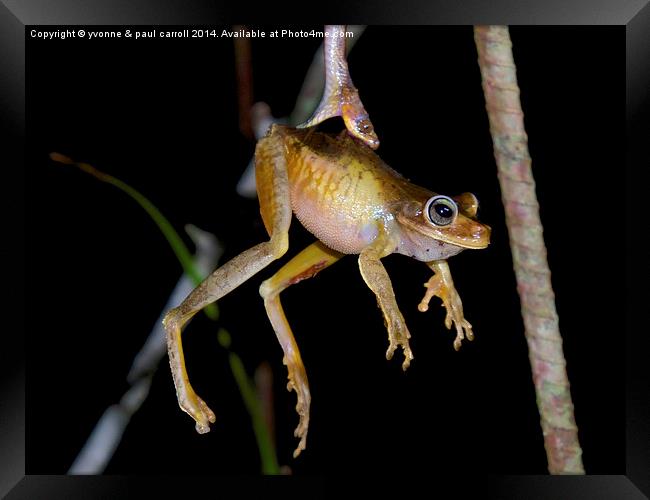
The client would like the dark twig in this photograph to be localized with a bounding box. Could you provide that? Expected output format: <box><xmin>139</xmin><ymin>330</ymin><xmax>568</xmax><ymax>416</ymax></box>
<box><xmin>233</xmin><ymin>25</ymin><xmax>254</xmax><ymax>139</ymax></box>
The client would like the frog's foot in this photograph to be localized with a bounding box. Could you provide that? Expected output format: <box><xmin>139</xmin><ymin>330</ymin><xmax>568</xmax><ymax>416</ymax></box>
<box><xmin>193</xmin><ymin>396</ymin><xmax>217</xmax><ymax>434</ymax></box>
<box><xmin>164</xmin><ymin>309</ymin><xmax>217</xmax><ymax>433</ymax></box>
<box><xmin>418</xmin><ymin>273</ymin><xmax>474</xmax><ymax>351</ymax></box>
<box><xmin>299</xmin><ymin>89</ymin><xmax>378</xmax><ymax>147</ymax></box>
<box><xmin>283</xmin><ymin>355</ymin><xmax>311</xmax><ymax>458</ymax></box>
<box><xmin>385</xmin><ymin>310</ymin><xmax>414</xmax><ymax>371</ymax></box>
<box><xmin>178</xmin><ymin>388</ymin><xmax>217</xmax><ymax>434</ymax></box>
<box><xmin>341</xmin><ymin>95</ymin><xmax>379</xmax><ymax>150</ymax></box>
<box><xmin>297</xmin><ymin>25</ymin><xmax>379</xmax><ymax>149</ymax></box>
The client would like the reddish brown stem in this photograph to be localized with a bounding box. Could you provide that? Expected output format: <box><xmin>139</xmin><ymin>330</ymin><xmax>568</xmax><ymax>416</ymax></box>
<box><xmin>474</xmin><ymin>25</ymin><xmax>584</xmax><ymax>474</ymax></box>
<box><xmin>254</xmin><ymin>361</ymin><xmax>276</xmax><ymax>449</ymax></box>
<box><xmin>233</xmin><ymin>25</ymin><xmax>254</xmax><ymax>139</ymax></box>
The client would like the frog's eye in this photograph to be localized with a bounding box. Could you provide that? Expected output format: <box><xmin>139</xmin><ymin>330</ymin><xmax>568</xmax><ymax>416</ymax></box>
<box><xmin>425</xmin><ymin>195</ymin><xmax>458</xmax><ymax>226</ymax></box>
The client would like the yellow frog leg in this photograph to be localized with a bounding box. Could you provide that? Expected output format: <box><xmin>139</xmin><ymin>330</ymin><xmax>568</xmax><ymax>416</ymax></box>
<box><xmin>418</xmin><ymin>260</ymin><xmax>474</xmax><ymax>351</ymax></box>
<box><xmin>358</xmin><ymin>229</ymin><xmax>414</xmax><ymax>370</ymax></box>
<box><xmin>163</xmin><ymin>133</ymin><xmax>292</xmax><ymax>435</ymax></box>
<box><xmin>297</xmin><ymin>25</ymin><xmax>379</xmax><ymax>150</ymax></box>
<box><xmin>259</xmin><ymin>241</ymin><xmax>343</xmax><ymax>457</ymax></box>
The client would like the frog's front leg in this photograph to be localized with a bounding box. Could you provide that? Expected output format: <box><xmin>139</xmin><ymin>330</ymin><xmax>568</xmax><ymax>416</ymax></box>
<box><xmin>358</xmin><ymin>229</ymin><xmax>414</xmax><ymax>370</ymax></box>
<box><xmin>418</xmin><ymin>260</ymin><xmax>474</xmax><ymax>351</ymax></box>
<box><xmin>260</xmin><ymin>241</ymin><xmax>343</xmax><ymax>457</ymax></box>
<box><xmin>163</xmin><ymin>133</ymin><xmax>292</xmax><ymax>434</ymax></box>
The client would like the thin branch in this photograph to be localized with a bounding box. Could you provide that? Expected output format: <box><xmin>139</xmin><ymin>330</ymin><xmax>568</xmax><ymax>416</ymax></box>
<box><xmin>235</xmin><ymin>102</ymin><xmax>282</xmax><ymax>198</ymax></box>
<box><xmin>69</xmin><ymin>225</ymin><xmax>222</xmax><ymax>474</ymax></box>
<box><xmin>474</xmin><ymin>25</ymin><xmax>584</xmax><ymax>474</ymax></box>
<box><xmin>127</xmin><ymin>225</ymin><xmax>223</xmax><ymax>384</ymax></box>
<box><xmin>54</xmin><ymin>155</ymin><xmax>282</xmax><ymax>474</ymax></box>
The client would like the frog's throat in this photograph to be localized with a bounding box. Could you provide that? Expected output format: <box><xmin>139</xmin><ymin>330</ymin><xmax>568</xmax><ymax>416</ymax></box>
<box><xmin>396</xmin><ymin>214</ymin><xmax>490</xmax><ymax>250</ymax></box>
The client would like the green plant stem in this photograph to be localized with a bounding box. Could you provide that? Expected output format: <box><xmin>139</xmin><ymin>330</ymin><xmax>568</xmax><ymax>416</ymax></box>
<box><xmin>219</xmin><ymin>329</ymin><xmax>280</xmax><ymax>474</ymax></box>
<box><xmin>52</xmin><ymin>152</ymin><xmax>280</xmax><ymax>474</ymax></box>
<box><xmin>50</xmin><ymin>152</ymin><xmax>218</xmax><ymax>320</ymax></box>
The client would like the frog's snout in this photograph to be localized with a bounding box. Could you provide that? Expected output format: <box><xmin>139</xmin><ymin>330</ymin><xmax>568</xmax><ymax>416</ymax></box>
<box><xmin>472</xmin><ymin>222</ymin><xmax>491</xmax><ymax>248</ymax></box>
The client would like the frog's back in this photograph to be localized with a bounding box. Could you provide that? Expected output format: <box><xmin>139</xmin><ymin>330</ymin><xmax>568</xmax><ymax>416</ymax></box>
<box><xmin>267</xmin><ymin>125</ymin><xmax>429</xmax><ymax>254</ymax></box>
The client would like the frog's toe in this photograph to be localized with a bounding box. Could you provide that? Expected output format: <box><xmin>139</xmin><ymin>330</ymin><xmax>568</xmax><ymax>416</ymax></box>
<box><xmin>444</xmin><ymin>308</ymin><xmax>454</xmax><ymax>330</ymax></box>
<box><xmin>179</xmin><ymin>393</ymin><xmax>216</xmax><ymax>434</ymax></box>
<box><xmin>401</xmin><ymin>345</ymin><xmax>414</xmax><ymax>371</ymax></box>
<box><xmin>463</xmin><ymin>320</ymin><xmax>475</xmax><ymax>341</ymax></box>
<box><xmin>291</xmin><ymin>388</ymin><xmax>310</xmax><ymax>458</ymax></box>
<box><xmin>386</xmin><ymin>317</ymin><xmax>413</xmax><ymax>369</ymax></box>
<box><xmin>283</xmin><ymin>357</ymin><xmax>311</xmax><ymax>458</ymax></box>
<box><xmin>293</xmin><ymin>432</ymin><xmax>308</xmax><ymax>459</ymax></box>
<box><xmin>386</xmin><ymin>343</ymin><xmax>396</xmax><ymax>360</ymax></box>
<box><xmin>451</xmin><ymin>318</ymin><xmax>474</xmax><ymax>351</ymax></box>
<box><xmin>197</xmin><ymin>396</ymin><xmax>216</xmax><ymax>422</ymax></box>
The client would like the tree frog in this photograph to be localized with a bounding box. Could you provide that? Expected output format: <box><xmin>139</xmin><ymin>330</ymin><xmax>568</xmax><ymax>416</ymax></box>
<box><xmin>163</xmin><ymin>123</ymin><xmax>491</xmax><ymax>458</ymax></box>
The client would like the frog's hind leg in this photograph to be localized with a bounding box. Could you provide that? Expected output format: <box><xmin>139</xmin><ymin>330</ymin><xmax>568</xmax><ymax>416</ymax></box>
<box><xmin>297</xmin><ymin>25</ymin><xmax>379</xmax><ymax>150</ymax></box>
<box><xmin>163</xmin><ymin>133</ymin><xmax>292</xmax><ymax>435</ymax></box>
<box><xmin>259</xmin><ymin>241</ymin><xmax>343</xmax><ymax>457</ymax></box>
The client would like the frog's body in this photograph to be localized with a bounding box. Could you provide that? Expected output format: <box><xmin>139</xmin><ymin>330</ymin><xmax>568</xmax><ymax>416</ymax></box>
<box><xmin>164</xmin><ymin>121</ymin><xmax>490</xmax><ymax>458</ymax></box>
<box><xmin>266</xmin><ymin>124</ymin><xmax>488</xmax><ymax>259</ymax></box>
<box><xmin>285</xmin><ymin>126</ymin><xmax>389</xmax><ymax>255</ymax></box>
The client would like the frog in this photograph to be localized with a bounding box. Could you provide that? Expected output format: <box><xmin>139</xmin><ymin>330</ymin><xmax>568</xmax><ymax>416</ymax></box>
<box><xmin>163</xmin><ymin>123</ymin><xmax>491</xmax><ymax>458</ymax></box>
<box><xmin>163</xmin><ymin>25</ymin><xmax>491</xmax><ymax>458</ymax></box>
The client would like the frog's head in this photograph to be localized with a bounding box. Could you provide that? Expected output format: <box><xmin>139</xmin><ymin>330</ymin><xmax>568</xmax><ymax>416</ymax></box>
<box><xmin>395</xmin><ymin>192</ymin><xmax>491</xmax><ymax>260</ymax></box>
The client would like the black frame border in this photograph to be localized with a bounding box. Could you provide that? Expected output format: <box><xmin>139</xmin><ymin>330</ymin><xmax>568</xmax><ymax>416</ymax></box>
<box><xmin>3</xmin><ymin>1</ymin><xmax>648</xmax><ymax>497</ymax></box>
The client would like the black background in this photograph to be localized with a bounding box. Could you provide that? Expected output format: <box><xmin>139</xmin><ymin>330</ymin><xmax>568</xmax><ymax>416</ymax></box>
<box><xmin>26</xmin><ymin>26</ymin><xmax>623</xmax><ymax>475</ymax></box>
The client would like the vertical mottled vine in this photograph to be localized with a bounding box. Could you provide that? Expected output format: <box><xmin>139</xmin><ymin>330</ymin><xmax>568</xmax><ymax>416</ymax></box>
<box><xmin>474</xmin><ymin>25</ymin><xmax>584</xmax><ymax>474</ymax></box>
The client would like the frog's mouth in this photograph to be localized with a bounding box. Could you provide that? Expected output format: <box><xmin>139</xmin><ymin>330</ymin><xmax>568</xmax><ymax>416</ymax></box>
<box><xmin>397</xmin><ymin>214</ymin><xmax>491</xmax><ymax>250</ymax></box>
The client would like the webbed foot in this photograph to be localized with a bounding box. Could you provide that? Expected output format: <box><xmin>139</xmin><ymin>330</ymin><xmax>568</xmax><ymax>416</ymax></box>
<box><xmin>418</xmin><ymin>262</ymin><xmax>474</xmax><ymax>351</ymax></box>
<box><xmin>283</xmin><ymin>355</ymin><xmax>311</xmax><ymax>458</ymax></box>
